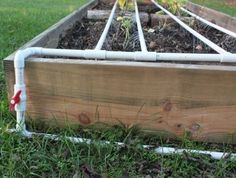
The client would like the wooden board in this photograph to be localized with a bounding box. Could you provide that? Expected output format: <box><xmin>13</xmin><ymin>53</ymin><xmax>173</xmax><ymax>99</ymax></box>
<box><xmin>186</xmin><ymin>2</ymin><xmax>236</xmax><ymax>33</ymax></box>
<box><xmin>3</xmin><ymin>0</ymin><xmax>236</xmax><ymax>144</ymax></box>
<box><xmin>87</xmin><ymin>10</ymin><xmax>149</xmax><ymax>25</ymax></box>
<box><xmin>4</xmin><ymin>59</ymin><xmax>236</xmax><ymax>143</ymax></box>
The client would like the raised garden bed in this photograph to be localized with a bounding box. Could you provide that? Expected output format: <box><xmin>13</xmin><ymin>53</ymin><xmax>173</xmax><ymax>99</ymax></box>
<box><xmin>4</xmin><ymin>0</ymin><xmax>236</xmax><ymax>144</ymax></box>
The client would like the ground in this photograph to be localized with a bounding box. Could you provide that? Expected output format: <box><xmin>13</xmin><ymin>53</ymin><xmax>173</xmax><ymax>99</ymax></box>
<box><xmin>0</xmin><ymin>0</ymin><xmax>236</xmax><ymax>177</ymax></box>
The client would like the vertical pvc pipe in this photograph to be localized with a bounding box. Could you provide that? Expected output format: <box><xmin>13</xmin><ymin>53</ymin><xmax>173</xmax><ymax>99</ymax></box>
<box><xmin>95</xmin><ymin>0</ymin><xmax>118</xmax><ymax>50</ymax></box>
<box><xmin>134</xmin><ymin>0</ymin><xmax>148</xmax><ymax>51</ymax></box>
<box><xmin>150</xmin><ymin>0</ymin><xmax>229</xmax><ymax>54</ymax></box>
<box><xmin>14</xmin><ymin>54</ymin><xmax>27</xmax><ymax>132</ymax></box>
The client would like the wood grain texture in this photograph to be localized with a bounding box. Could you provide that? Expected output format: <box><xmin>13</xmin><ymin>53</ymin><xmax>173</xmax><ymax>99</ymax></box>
<box><xmin>186</xmin><ymin>2</ymin><xmax>236</xmax><ymax>33</ymax></box>
<box><xmin>87</xmin><ymin>10</ymin><xmax>149</xmax><ymax>25</ymax></box>
<box><xmin>3</xmin><ymin>0</ymin><xmax>236</xmax><ymax>143</ymax></box>
<box><xmin>4</xmin><ymin>59</ymin><xmax>236</xmax><ymax>143</ymax></box>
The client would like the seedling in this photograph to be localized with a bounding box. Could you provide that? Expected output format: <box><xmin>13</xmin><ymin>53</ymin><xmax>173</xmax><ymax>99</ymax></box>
<box><xmin>117</xmin><ymin>16</ymin><xmax>132</xmax><ymax>48</ymax></box>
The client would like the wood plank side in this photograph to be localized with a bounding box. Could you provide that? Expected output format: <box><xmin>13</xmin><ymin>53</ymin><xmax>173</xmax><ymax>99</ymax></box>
<box><xmin>185</xmin><ymin>2</ymin><xmax>236</xmax><ymax>33</ymax></box>
<box><xmin>4</xmin><ymin>59</ymin><xmax>236</xmax><ymax>143</ymax></box>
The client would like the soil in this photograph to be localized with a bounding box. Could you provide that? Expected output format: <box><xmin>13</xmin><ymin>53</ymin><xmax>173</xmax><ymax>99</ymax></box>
<box><xmin>138</xmin><ymin>4</ymin><xmax>160</xmax><ymax>14</ymax></box>
<box><xmin>144</xmin><ymin>21</ymin><xmax>214</xmax><ymax>53</ymax></box>
<box><xmin>57</xmin><ymin>19</ymin><xmax>106</xmax><ymax>50</ymax></box>
<box><xmin>103</xmin><ymin>19</ymin><xmax>141</xmax><ymax>51</ymax></box>
<box><xmin>94</xmin><ymin>0</ymin><xmax>160</xmax><ymax>13</ymax></box>
<box><xmin>193</xmin><ymin>21</ymin><xmax>236</xmax><ymax>53</ymax></box>
<box><xmin>93</xmin><ymin>0</ymin><xmax>115</xmax><ymax>10</ymax></box>
<box><xmin>144</xmin><ymin>20</ymin><xmax>236</xmax><ymax>54</ymax></box>
<box><xmin>57</xmin><ymin>0</ymin><xmax>235</xmax><ymax>62</ymax></box>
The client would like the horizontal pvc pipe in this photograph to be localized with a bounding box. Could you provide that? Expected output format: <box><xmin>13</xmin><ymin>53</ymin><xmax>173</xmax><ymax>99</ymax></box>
<box><xmin>134</xmin><ymin>0</ymin><xmax>148</xmax><ymax>51</ymax></box>
<box><xmin>6</xmin><ymin>129</ymin><xmax>236</xmax><ymax>160</ymax></box>
<box><xmin>181</xmin><ymin>7</ymin><xmax>236</xmax><ymax>39</ymax></box>
<box><xmin>150</xmin><ymin>0</ymin><xmax>229</xmax><ymax>54</ymax></box>
<box><xmin>40</xmin><ymin>48</ymin><xmax>236</xmax><ymax>62</ymax></box>
<box><xmin>155</xmin><ymin>147</ymin><xmax>236</xmax><ymax>160</ymax></box>
<box><xmin>95</xmin><ymin>0</ymin><xmax>118</xmax><ymax>50</ymax></box>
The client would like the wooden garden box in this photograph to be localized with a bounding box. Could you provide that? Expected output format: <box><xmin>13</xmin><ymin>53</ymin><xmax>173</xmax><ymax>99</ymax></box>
<box><xmin>4</xmin><ymin>0</ymin><xmax>236</xmax><ymax>144</ymax></box>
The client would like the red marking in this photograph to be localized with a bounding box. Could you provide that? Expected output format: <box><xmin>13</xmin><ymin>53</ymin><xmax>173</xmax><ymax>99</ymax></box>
<box><xmin>9</xmin><ymin>90</ymin><xmax>21</xmax><ymax>111</ymax></box>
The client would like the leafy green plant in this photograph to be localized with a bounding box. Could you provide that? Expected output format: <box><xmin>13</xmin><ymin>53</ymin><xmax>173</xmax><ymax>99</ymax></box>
<box><xmin>122</xmin><ymin>17</ymin><xmax>132</xmax><ymax>48</ymax></box>
<box><xmin>117</xmin><ymin>16</ymin><xmax>132</xmax><ymax>48</ymax></box>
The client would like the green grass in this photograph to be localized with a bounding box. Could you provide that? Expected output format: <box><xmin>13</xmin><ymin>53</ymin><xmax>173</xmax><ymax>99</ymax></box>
<box><xmin>0</xmin><ymin>124</ymin><xmax>236</xmax><ymax>177</ymax></box>
<box><xmin>190</xmin><ymin>0</ymin><xmax>236</xmax><ymax>17</ymax></box>
<box><xmin>0</xmin><ymin>0</ymin><xmax>236</xmax><ymax>177</ymax></box>
<box><xmin>0</xmin><ymin>0</ymin><xmax>87</xmax><ymax>124</ymax></box>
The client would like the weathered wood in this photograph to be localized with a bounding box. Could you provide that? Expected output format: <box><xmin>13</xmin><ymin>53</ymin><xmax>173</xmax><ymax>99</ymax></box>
<box><xmin>87</xmin><ymin>10</ymin><xmax>149</xmax><ymax>25</ymax></box>
<box><xmin>185</xmin><ymin>2</ymin><xmax>236</xmax><ymax>33</ymax></box>
<box><xmin>150</xmin><ymin>14</ymin><xmax>194</xmax><ymax>26</ymax></box>
<box><xmin>4</xmin><ymin>58</ymin><xmax>236</xmax><ymax>143</ymax></box>
<box><xmin>87</xmin><ymin>10</ymin><xmax>112</xmax><ymax>20</ymax></box>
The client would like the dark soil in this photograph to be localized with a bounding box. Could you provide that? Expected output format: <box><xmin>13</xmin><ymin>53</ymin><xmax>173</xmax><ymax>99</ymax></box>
<box><xmin>138</xmin><ymin>4</ymin><xmax>160</xmax><ymax>14</ymax></box>
<box><xmin>144</xmin><ymin>21</ymin><xmax>215</xmax><ymax>53</ymax></box>
<box><xmin>193</xmin><ymin>20</ymin><xmax>236</xmax><ymax>53</ymax></box>
<box><xmin>57</xmin><ymin>0</ymin><xmax>235</xmax><ymax>62</ymax></box>
<box><xmin>144</xmin><ymin>19</ymin><xmax>236</xmax><ymax>53</ymax></box>
<box><xmin>57</xmin><ymin>19</ymin><xmax>106</xmax><ymax>50</ymax></box>
<box><xmin>93</xmin><ymin>0</ymin><xmax>115</xmax><ymax>10</ymax></box>
<box><xmin>103</xmin><ymin>19</ymin><xmax>141</xmax><ymax>51</ymax></box>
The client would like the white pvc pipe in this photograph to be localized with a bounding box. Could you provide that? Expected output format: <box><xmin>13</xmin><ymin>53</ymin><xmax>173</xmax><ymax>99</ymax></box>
<box><xmin>134</xmin><ymin>0</ymin><xmax>148</xmax><ymax>51</ymax></box>
<box><xmin>181</xmin><ymin>7</ymin><xmax>236</xmax><ymax>39</ymax></box>
<box><xmin>95</xmin><ymin>0</ymin><xmax>118</xmax><ymax>50</ymax></box>
<box><xmin>150</xmin><ymin>0</ymin><xmax>229</xmax><ymax>54</ymax></box>
<box><xmin>155</xmin><ymin>147</ymin><xmax>236</xmax><ymax>160</ymax></box>
<box><xmin>41</xmin><ymin>48</ymin><xmax>236</xmax><ymax>62</ymax></box>
<box><xmin>7</xmin><ymin>128</ymin><xmax>236</xmax><ymax>160</ymax></box>
<box><xmin>10</xmin><ymin>47</ymin><xmax>236</xmax><ymax>161</ymax></box>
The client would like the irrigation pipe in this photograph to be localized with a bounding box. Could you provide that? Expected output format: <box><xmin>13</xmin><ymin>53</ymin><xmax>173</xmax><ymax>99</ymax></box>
<box><xmin>95</xmin><ymin>0</ymin><xmax>118</xmax><ymax>50</ymax></box>
<box><xmin>134</xmin><ymin>0</ymin><xmax>148</xmax><ymax>51</ymax></box>
<box><xmin>181</xmin><ymin>7</ymin><xmax>236</xmax><ymax>39</ymax></box>
<box><xmin>16</xmin><ymin>48</ymin><xmax>236</xmax><ymax>62</ymax></box>
<box><xmin>5</xmin><ymin>47</ymin><xmax>236</xmax><ymax>161</ymax></box>
<box><xmin>6</xmin><ymin>128</ymin><xmax>236</xmax><ymax>160</ymax></box>
<box><xmin>150</xmin><ymin>0</ymin><xmax>229</xmax><ymax>54</ymax></box>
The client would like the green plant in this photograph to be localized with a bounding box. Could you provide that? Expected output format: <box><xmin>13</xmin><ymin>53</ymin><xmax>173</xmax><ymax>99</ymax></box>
<box><xmin>158</xmin><ymin>0</ymin><xmax>186</xmax><ymax>15</ymax></box>
<box><xmin>118</xmin><ymin>0</ymin><xmax>127</xmax><ymax>9</ymax></box>
<box><xmin>118</xmin><ymin>16</ymin><xmax>132</xmax><ymax>48</ymax></box>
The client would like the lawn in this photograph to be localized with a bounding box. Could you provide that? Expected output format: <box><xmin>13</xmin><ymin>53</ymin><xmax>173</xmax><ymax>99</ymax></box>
<box><xmin>190</xmin><ymin>0</ymin><xmax>236</xmax><ymax>17</ymax></box>
<box><xmin>0</xmin><ymin>0</ymin><xmax>236</xmax><ymax>177</ymax></box>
